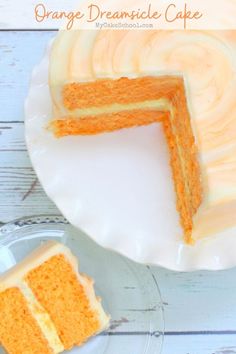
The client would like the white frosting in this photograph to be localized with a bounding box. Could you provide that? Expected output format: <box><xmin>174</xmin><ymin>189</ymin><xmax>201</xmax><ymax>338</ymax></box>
<box><xmin>49</xmin><ymin>30</ymin><xmax>236</xmax><ymax>240</ymax></box>
<box><xmin>62</xmin><ymin>98</ymin><xmax>171</xmax><ymax>117</ymax></box>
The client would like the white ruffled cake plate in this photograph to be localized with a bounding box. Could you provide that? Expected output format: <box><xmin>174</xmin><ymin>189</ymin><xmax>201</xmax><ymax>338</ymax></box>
<box><xmin>25</xmin><ymin>41</ymin><xmax>236</xmax><ymax>271</ymax></box>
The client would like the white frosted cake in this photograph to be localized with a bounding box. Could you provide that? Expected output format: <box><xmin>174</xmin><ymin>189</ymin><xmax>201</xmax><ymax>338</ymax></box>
<box><xmin>48</xmin><ymin>30</ymin><xmax>236</xmax><ymax>244</ymax></box>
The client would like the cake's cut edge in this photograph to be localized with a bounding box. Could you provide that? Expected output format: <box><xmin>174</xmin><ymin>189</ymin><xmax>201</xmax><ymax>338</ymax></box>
<box><xmin>49</xmin><ymin>76</ymin><xmax>202</xmax><ymax>243</ymax></box>
<box><xmin>25</xmin><ymin>252</ymin><xmax>110</xmax><ymax>349</ymax></box>
<box><xmin>18</xmin><ymin>280</ymin><xmax>64</xmax><ymax>353</ymax></box>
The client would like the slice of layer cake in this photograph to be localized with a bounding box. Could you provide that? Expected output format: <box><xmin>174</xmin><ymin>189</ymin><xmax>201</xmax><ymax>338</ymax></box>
<box><xmin>49</xmin><ymin>30</ymin><xmax>236</xmax><ymax>244</ymax></box>
<box><xmin>0</xmin><ymin>241</ymin><xmax>110</xmax><ymax>354</ymax></box>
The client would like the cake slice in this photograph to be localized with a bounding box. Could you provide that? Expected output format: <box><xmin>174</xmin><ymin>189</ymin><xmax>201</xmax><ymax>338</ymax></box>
<box><xmin>0</xmin><ymin>241</ymin><xmax>110</xmax><ymax>354</ymax></box>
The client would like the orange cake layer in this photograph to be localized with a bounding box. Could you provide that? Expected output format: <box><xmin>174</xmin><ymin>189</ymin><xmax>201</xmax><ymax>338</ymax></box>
<box><xmin>50</xmin><ymin>110</ymin><xmax>166</xmax><ymax>137</ymax></box>
<box><xmin>0</xmin><ymin>241</ymin><xmax>110</xmax><ymax>354</ymax></box>
<box><xmin>62</xmin><ymin>76</ymin><xmax>179</xmax><ymax>110</ymax></box>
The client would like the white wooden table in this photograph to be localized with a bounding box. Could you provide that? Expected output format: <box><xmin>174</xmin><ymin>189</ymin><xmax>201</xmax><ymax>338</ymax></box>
<box><xmin>1</xmin><ymin>29</ymin><xmax>236</xmax><ymax>354</ymax></box>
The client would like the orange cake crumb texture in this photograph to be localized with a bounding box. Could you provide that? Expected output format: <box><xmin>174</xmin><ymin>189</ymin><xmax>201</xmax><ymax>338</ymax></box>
<box><xmin>63</xmin><ymin>76</ymin><xmax>178</xmax><ymax>110</ymax></box>
<box><xmin>0</xmin><ymin>287</ymin><xmax>53</xmax><ymax>354</ymax></box>
<box><xmin>165</xmin><ymin>84</ymin><xmax>202</xmax><ymax>243</ymax></box>
<box><xmin>26</xmin><ymin>254</ymin><xmax>100</xmax><ymax>350</ymax></box>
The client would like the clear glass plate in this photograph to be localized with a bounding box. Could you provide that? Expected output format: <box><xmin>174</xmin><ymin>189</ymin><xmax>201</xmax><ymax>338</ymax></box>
<box><xmin>0</xmin><ymin>215</ymin><xmax>164</xmax><ymax>354</ymax></box>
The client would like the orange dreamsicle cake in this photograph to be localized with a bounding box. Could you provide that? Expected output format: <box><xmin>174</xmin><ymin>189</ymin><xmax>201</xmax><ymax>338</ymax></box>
<box><xmin>0</xmin><ymin>241</ymin><xmax>109</xmax><ymax>354</ymax></box>
<box><xmin>49</xmin><ymin>30</ymin><xmax>236</xmax><ymax>244</ymax></box>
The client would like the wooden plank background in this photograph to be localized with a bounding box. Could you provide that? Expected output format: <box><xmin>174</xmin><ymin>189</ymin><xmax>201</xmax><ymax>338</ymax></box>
<box><xmin>1</xmin><ymin>29</ymin><xmax>236</xmax><ymax>354</ymax></box>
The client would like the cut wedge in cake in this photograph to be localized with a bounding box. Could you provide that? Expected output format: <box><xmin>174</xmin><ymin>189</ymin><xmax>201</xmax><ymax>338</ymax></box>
<box><xmin>0</xmin><ymin>241</ymin><xmax>110</xmax><ymax>354</ymax></box>
<box><xmin>49</xmin><ymin>30</ymin><xmax>236</xmax><ymax>244</ymax></box>
<box><xmin>50</xmin><ymin>76</ymin><xmax>201</xmax><ymax>244</ymax></box>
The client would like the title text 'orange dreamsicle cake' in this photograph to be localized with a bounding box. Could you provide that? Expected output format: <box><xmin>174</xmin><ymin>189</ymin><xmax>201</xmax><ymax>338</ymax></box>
<box><xmin>0</xmin><ymin>241</ymin><xmax>110</xmax><ymax>354</ymax></box>
<box><xmin>48</xmin><ymin>30</ymin><xmax>236</xmax><ymax>244</ymax></box>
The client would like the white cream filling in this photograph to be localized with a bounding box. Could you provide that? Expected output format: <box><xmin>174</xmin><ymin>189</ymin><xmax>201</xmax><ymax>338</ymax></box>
<box><xmin>18</xmin><ymin>281</ymin><xmax>64</xmax><ymax>354</ymax></box>
<box><xmin>63</xmin><ymin>98</ymin><xmax>171</xmax><ymax>117</ymax></box>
